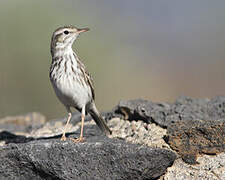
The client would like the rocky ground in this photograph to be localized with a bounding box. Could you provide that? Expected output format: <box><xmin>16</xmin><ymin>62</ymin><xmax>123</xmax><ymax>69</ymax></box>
<box><xmin>0</xmin><ymin>96</ymin><xmax>224</xmax><ymax>180</ymax></box>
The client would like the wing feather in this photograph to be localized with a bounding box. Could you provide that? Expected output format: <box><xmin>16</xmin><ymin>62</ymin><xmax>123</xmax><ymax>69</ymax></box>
<box><xmin>75</xmin><ymin>54</ymin><xmax>95</xmax><ymax>100</ymax></box>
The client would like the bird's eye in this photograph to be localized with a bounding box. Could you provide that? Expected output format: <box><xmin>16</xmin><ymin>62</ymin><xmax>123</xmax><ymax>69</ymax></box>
<box><xmin>64</xmin><ymin>30</ymin><xmax>69</xmax><ymax>35</ymax></box>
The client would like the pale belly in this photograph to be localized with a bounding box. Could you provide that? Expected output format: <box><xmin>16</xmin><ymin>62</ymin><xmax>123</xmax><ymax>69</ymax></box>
<box><xmin>51</xmin><ymin>74</ymin><xmax>92</xmax><ymax>110</ymax></box>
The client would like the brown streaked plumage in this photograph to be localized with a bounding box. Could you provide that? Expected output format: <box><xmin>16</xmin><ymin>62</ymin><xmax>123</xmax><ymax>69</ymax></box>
<box><xmin>49</xmin><ymin>25</ymin><xmax>111</xmax><ymax>143</ymax></box>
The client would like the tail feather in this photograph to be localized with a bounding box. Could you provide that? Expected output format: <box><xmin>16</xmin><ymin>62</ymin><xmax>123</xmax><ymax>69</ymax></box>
<box><xmin>89</xmin><ymin>103</ymin><xmax>112</xmax><ymax>135</ymax></box>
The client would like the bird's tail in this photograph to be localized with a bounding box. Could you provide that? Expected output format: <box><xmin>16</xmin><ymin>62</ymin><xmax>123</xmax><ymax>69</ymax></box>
<box><xmin>89</xmin><ymin>103</ymin><xmax>112</xmax><ymax>135</ymax></box>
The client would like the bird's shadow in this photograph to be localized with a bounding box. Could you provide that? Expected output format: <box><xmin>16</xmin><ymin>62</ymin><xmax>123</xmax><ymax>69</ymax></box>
<box><xmin>0</xmin><ymin>124</ymin><xmax>102</xmax><ymax>145</ymax></box>
<box><xmin>0</xmin><ymin>131</ymin><xmax>70</xmax><ymax>144</ymax></box>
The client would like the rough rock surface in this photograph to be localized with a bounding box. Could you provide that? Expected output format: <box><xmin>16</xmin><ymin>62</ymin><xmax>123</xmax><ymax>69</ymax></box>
<box><xmin>166</xmin><ymin>96</ymin><xmax>225</xmax><ymax>125</ymax></box>
<box><xmin>108</xmin><ymin>97</ymin><xmax>225</xmax><ymax>164</ymax></box>
<box><xmin>0</xmin><ymin>136</ymin><xmax>176</xmax><ymax>180</ymax></box>
<box><xmin>0</xmin><ymin>96</ymin><xmax>225</xmax><ymax>180</ymax></box>
<box><xmin>163</xmin><ymin>152</ymin><xmax>225</xmax><ymax>180</ymax></box>
<box><xmin>166</xmin><ymin>119</ymin><xmax>225</xmax><ymax>164</ymax></box>
<box><xmin>108</xmin><ymin>96</ymin><xmax>225</xmax><ymax>128</ymax></box>
<box><xmin>106</xmin><ymin>99</ymin><xmax>171</xmax><ymax>127</ymax></box>
<box><xmin>108</xmin><ymin>118</ymin><xmax>170</xmax><ymax>149</ymax></box>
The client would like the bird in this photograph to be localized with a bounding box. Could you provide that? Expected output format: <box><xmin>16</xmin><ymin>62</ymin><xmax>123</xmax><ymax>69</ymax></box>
<box><xmin>49</xmin><ymin>25</ymin><xmax>112</xmax><ymax>143</ymax></box>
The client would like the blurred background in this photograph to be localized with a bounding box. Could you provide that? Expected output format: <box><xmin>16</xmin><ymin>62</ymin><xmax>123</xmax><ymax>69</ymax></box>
<box><xmin>0</xmin><ymin>0</ymin><xmax>225</xmax><ymax>120</ymax></box>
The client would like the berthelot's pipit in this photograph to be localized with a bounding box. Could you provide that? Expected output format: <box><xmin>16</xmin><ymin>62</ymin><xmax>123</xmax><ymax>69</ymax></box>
<box><xmin>49</xmin><ymin>25</ymin><xmax>112</xmax><ymax>143</ymax></box>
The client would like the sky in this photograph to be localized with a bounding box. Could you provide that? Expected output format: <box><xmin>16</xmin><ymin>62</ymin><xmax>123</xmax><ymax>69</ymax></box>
<box><xmin>0</xmin><ymin>0</ymin><xmax>225</xmax><ymax>119</ymax></box>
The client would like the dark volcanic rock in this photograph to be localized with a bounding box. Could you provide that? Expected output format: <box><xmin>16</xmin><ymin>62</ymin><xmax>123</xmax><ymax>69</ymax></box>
<box><xmin>166</xmin><ymin>119</ymin><xmax>225</xmax><ymax>164</ymax></box>
<box><xmin>165</xmin><ymin>97</ymin><xmax>225</xmax><ymax>164</ymax></box>
<box><xmin>165</xmin><ymin>96</ymin><xmax>225</xmax><ymax>126</ymax></box>
<box><xmin>109</xmin><ymin>96</ymin><xmax>225</xmax><ymax>128</ymax></box>
<box><xmin>108</xmin><ymin>99</ymin><xmax>171</xmax><ymax>127</ymax></box>
<box><xmin>207</xmin><ymin>96</ymin><xmax>225</xmax><ymax>119</ymax></box>
<box><xmin>108</xmin><ymin>96</ymin><xmax>225</xmax><ymax>164</ymax></box>
<box><xmin>166</xmin><ymin>96</ymin><xmax>210</xmax><ymax>125</ymax></box>
<box><xmin>0</xmin><ymin>136</ymin><xmax>176</xmax><ymax>180</ymax></box>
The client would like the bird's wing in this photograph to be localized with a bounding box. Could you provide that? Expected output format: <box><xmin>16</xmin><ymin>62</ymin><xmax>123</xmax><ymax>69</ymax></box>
<box><xmin>76</xmin><ymin>57</ymin><xmax>95</xmax><ymax>100</ymax></box>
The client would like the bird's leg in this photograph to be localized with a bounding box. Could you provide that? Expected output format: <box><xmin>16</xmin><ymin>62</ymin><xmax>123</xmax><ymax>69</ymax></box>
<box><xmin>80</xmin><ymin>106</ymin><xmax>85</xmax><ymax>139</ymax></box>
<box><xmin>70</xmin><ymin>106</ymin><xmax>85</xmax><ymax>143</ymax></box>
<box><xmin>61</xmin><ymin>110</ymin><xmax>72</xmax><ymax>141</ymax></box>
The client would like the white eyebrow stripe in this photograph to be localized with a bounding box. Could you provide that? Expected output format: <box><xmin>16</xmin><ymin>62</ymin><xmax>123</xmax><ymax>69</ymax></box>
<box><xmin>54</xmin><ymin>29</ymin><xmax>66</xmax><ymax>36</ymax></box>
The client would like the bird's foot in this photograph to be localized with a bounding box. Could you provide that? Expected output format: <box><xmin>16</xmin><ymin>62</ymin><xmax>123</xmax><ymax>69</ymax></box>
<box><xmin>70</xmin><ymin>137</ymin><xmax>85</xmax><ymax>143</ymax></box>
<box><xmin>60</xmin><ymin>135</ymin><xmax>67</xmax><ymax>141</ymax></box>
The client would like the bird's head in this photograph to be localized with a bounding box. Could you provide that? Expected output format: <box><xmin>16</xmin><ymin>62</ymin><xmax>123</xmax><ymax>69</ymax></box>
<box><xmin>51</xmin><ymin>25</ymin><xmax>89</xmax><ymax>52</ymax></box>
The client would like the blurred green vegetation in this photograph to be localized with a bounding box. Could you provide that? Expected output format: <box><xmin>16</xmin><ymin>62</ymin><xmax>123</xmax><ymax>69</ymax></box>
<box><xmin>0</xmin><ymin>1</ymin><xmax>225</xmax><ymax>120</ymax></box>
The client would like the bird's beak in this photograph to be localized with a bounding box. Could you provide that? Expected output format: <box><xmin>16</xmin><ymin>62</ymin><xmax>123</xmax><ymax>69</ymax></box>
<box><xmin>77</xmin><ymin>28</ymin><xmax>90</xmax><ymax>34</ymax></box>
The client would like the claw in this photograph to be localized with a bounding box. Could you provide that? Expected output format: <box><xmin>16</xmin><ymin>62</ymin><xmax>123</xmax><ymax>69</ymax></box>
<box><xmin>61</xmin><ymin>135</ymin><xmax>67</xmax><ymax>141</ymax></box>
<box><xmin>70</xmin><ymin>137</ymin><xmax>85</xmax><ymax>143</ymax></box>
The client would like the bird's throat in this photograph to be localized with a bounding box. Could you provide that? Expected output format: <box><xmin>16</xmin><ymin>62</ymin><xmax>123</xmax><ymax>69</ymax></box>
<box><xmin>53</xmin><ymin>46</ymin><xmax>73</xmax><ymax>59</ymax></box>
